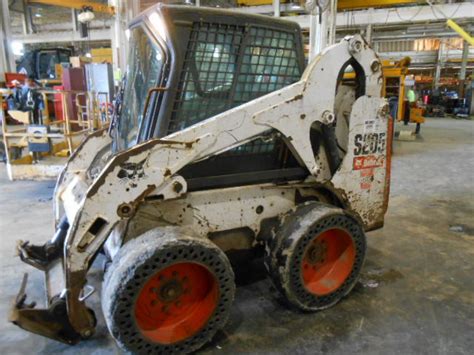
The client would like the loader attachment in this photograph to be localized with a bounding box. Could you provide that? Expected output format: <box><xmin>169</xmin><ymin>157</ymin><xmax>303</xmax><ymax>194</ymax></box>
<box><xmin>16</xmin><ymin>216</ymin><xmax>69</xmax><ymax>270</ymax></box>
<box><xmin>9</xmin><ymin>274</ymin><xmax>82</xmax><ymax>345</ymax></box>
<box><xmin>10</xmin><ymin>217</ymin><xmax>95</xmax><ymax>344</ymax></box>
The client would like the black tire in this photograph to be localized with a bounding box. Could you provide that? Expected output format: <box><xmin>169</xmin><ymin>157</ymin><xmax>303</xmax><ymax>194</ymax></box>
<box><xmin>102</xmin><ymin>227</ymin><xmax>235</xmax><ymax>354</ymax></box>
<box><xmin>264</xmin><ymin>202</ymin><xmax>366</xmax><ymax>311</ymax></box>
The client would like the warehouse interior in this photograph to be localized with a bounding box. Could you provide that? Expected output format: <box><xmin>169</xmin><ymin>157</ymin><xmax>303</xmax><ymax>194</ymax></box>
<box><xmin>0</xmin><ymin>1</ymin><xmax>473</xmax><ymax>354</ymax></box>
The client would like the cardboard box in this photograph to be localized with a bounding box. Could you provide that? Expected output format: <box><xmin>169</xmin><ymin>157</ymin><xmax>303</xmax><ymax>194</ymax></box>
<box><xmin>91</xmin><ymin>48</ymin><xmax>112</xmax><ymax>56</ymax></box>
<box><xmin>70</xmin><ymin>56</ymin><xmax>92</xmax><ymax>68</ymax></box>
<box><xmin>91</xmin><ymin>48</ymin><xmax>113</xmax><ymax>64</ymax></box>
<box><xmin>92</xmin><ymin>55</ymin><xmax>112</xmax><ymax>63</ymax></box>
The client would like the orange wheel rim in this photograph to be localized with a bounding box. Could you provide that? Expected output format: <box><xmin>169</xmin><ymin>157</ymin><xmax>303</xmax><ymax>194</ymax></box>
<box><xmin>301</xmin><ymin>228</ymin><xmax>356</xmax><ymax>296</ymax></box>
<box><xmin>134</xmin><ymin>262</ymin><xmax>219</xmax><ymax>344</ymax></box>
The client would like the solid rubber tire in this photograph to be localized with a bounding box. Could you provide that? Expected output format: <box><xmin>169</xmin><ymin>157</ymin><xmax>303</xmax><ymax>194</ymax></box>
<box><xmin>264</xmin><ymin>202</ymin><xmax>366</xmax><ymax>311</ymax></box>
<box><xmin>102</xmin><ymin>227</ymin><xmax>235</xmax><ymax>354</ymax></box>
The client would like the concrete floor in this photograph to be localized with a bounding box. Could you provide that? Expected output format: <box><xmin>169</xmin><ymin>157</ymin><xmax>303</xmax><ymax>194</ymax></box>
<box><xmin>0</xmin><ymin>117</ymin><xmax>473</xmax><ymax>354</ymax></box>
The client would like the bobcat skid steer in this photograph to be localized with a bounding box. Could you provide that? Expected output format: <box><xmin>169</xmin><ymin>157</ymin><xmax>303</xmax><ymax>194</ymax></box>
<box><xmin>10</xmin><ymin>4</ymin><xmax>392</xmax><ymax>354</ymax></box>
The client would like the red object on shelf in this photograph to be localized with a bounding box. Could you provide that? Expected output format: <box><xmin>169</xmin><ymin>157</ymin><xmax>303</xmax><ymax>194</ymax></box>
<box><xmin>5</xmin><ymin>73</ymin><xmax>26</xmax><ymax>88</ymax></box>
<box><xmin>62</xmin><ymin>68</ymin><xmax>86</xmax><ymax>122</ymax></box>
<box><xmin>53</xmin><ymin>85</ymin><xmax>65</xmax><ymax>120</ymax></box>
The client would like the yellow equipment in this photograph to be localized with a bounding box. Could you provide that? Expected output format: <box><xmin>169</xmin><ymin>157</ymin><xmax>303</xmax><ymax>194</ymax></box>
<box><xmin>28</xmin><ymin>0</ymin><xmax>114</xmax><ymax>15</ymax></box>
<box><xmin>446</xmin><ymin>19</ymin><xmax>474</xmax><ymax>46</ymax></box>
<box><xmin>382</xmin><ymin>57</ymin><xmax>425</xmax><ymax>127</ymax></box>
<box><xmin>345</xmin><ymin>57</ymin><xmax>424</xmax><ymax>126</ymax></box>
<box><xmin>236</xmin><ymin>0</ymin><xmax>420</xmax><ymax>9</ymax></box>
<box><xmin>382</xmin><ymin>57</ymin><xmax>410</xmax><ymax>122</ymax></box>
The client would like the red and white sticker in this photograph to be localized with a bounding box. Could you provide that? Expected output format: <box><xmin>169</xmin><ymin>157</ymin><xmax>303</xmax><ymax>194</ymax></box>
<box><xmin>359</xmin><ymin>168</ymin><xmax>374</xmax><ymax>190</ymax></box>
<box><xmin>353</xmin><ymin>155</ymin><xmax>385</xmax><ymax>170</ymax></box>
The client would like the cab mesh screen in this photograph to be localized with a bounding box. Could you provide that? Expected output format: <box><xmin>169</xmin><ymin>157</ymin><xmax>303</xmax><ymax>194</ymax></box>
<box><xmin>168</xmin><ymin>22</ymin><xmax>302</xmax><ymax>136</ymax></box>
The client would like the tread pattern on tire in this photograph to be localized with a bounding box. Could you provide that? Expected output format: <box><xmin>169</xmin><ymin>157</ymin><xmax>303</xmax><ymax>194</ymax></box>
<box><xmin>102</xmin><ymin>227</ymin><xmax>235</xmax><ymax>354</ymax></box>
<box><xmin>264</xmin><ymin>202</ymin><xmax>366</xmax><ymax>311</ymax></box>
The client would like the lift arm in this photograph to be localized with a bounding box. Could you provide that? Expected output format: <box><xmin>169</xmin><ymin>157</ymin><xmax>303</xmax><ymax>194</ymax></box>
<box><xmin>28</xmin><ymin>0</ymin><xmax>115</xmax><ymax>15</ymax></box>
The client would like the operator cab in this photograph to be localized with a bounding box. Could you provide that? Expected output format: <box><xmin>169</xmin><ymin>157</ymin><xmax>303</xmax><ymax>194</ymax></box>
<box><xmin>111</xmin><ymin>5</ymin><xmax>360</xmax><ymax>190</ymax></box>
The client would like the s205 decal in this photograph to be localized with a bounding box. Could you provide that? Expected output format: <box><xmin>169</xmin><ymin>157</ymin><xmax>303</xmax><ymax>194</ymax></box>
<box><xmin>353</xmin><ymin>133</ymin><xmax>386</xmax><ymax>156</ymax></box>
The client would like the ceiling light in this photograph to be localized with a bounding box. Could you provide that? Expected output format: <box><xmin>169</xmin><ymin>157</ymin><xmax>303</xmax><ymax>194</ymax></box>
<box><xmin>78</xmin><ymin>10</ymin><xmax>95</xmax><ymax>23</ymax></box>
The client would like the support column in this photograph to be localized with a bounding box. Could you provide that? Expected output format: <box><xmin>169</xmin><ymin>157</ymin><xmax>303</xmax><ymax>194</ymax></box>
<box><xmin>111</xmin><ymin>0</ymin><xmax>128</xmax><ymax>75</ymax></box>
<box><xmin>327</xmin><ymin>0</ymin><xmax>337</xmax><ymax>46</ymax></box>
<box><xmin>309</xmin><ymin>3</ymin><xmax>331</xmax><ymax>60</ymax></box>
<box><xmin>308</xmin><ymin>7</ymin><xmax>320</xmax><ymax>60</ymax></box>
<box><xmin>365</xmin><ymin>8</ymin><xmax>374</xmax><ymax>45</ymax></box>
<box><xmin>273</xmin><ymin>0</ymin><xmax>280</xmax><ymax>17</ymax></box>
<box><xmin>72</xmin><ymin>9</ymin><xmax>79</xmax><ymax>33</ymax></box>
<box><xmin>366</xmin><ymin>24</ymin><xmax>373</xmax><ymax>44</ymax></box>
<box><xmin>459</xmin><ymin>40</ymin><xmax>469</xmax><ymax>98</ymax></box>
<box><xmin>320</xmin><ymin>6</ymin><xmax>329</xmax><ymax>49</ymax></box>
<box><xmin>434</xmin><ymin>40</ymin><xmax>445</xmax><ymax>89</ymax></box>
<box><xmin>20</xmin><ymin>0</ymin><xmax>30</xmax><ymax>35</ymax></box>
<box><xmin>0</xmin><ymin>1</ymin><xmax>16</xmax><ymax>81</ymax></box>
<box><xmin>23</xmin><ymin>0</ymin><xmax>35</xmax><ymax>34</ymax></box>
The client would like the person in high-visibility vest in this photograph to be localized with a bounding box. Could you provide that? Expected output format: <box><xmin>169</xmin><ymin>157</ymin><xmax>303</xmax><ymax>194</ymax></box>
<box><xmin>404</xmin><ymin>88</ymin><xmax>416</xmax><ymax>125</ymax></box>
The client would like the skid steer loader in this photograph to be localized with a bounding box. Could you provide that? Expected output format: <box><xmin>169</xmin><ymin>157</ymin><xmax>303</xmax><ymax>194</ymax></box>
<box><xmin>10</xmin><ymin>4</ymin><xmax>392</xmax><ymax>354</ymax></box>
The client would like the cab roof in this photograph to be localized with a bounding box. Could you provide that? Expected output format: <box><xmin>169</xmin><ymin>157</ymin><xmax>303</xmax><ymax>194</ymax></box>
<box><xmin>134</xmin><ymin>4</ymin><xmax>302</xmax><ymax>33</ymax></box>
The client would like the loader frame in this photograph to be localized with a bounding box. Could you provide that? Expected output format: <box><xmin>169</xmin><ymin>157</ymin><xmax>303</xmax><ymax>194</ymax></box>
<box><xmin>10</xmin><ymin>6</ymin><xmax>390</xmax><ymax>345</ymax></box>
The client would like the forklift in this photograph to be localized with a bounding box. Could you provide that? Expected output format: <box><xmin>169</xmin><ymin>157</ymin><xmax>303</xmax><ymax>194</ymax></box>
<box><xmin>10</xmin><ymin>5</ymin><xmax>392</xmax><ymax>354</ymax></box>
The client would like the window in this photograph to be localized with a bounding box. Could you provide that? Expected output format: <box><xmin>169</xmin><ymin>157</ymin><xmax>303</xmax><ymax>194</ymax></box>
<box><xmin>117</xmin><ymin>26</ymin><xmax>165</xmax><ymax>150</ymax></box>
<box><xmin>168</xmin><ymin>23</ymin><xmax>244</xmax><ymax>133</ymax></box>
<box><xmin>38</xmin><ymin>51</ymin><xmax>58</xmax><ymax>79</ymax></box>
<box><xmin>58</xmin><ymin>50</ymin><xmax>70</xmax><ymax>64</ymax></box>
<box><xmin>168</xmin><ymin>23</ymin><xmax>302</xmax><ymax>135</ymax></box>
<box><xmin>235</xmin><ymin>27</ymin><xmax>300</xmax><ymax>104</ymax></box>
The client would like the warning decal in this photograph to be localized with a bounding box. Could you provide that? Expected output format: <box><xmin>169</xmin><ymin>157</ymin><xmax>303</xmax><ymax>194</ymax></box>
<box><xmin>353</xmin><ymin>155</ymin><xmax>385</xmax><ymax>170</ymax></box>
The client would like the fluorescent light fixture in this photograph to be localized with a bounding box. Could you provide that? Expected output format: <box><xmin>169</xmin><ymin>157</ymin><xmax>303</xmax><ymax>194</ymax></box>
<box><xmin>290</xmin><ymin>3</ymin><xmax>303</xmax><ymax>10</ymax></box>
<box><xmin>85</xmin><ymin>52</ymin><xmax>92</xmax><ymax>58</ymax></box>
<box><xmin>11</xmin><ymin>41</ymin><xmax>24</xmax><ymax>56</ymax></box>
<box><xmin>148</xmin><ymin>12</ymin><xmax>167</xmax><ymax>39</ymax></box>
<box><xmin>35</xmin><ymin>13</ymin><xmax>42</xmax><ymax>18</ymax></box>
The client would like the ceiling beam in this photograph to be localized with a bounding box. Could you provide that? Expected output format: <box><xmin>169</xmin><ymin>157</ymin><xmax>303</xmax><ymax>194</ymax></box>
<box><xmin>379</xmin><ymin>49</ymin><xmax>474</xmax><ymax>66</ymax></box>
<box><xmin>235</xmin><ymin>2</ymin><xmax>474</xmax><ymax>29</ymax></box>
<box><xmin>28</xmin><ymin>0</ymin><xmax>115</xmax><ymax>15</ymax></box>
<box><xmin>337</xmin><ymin>0</ymin><xmax>420</xmax><ymax>11</ymax></box>
<box><xmin>12</xmin><ymin>28</ymin><xmax>112</xmax><ymax>44</ymax></box>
